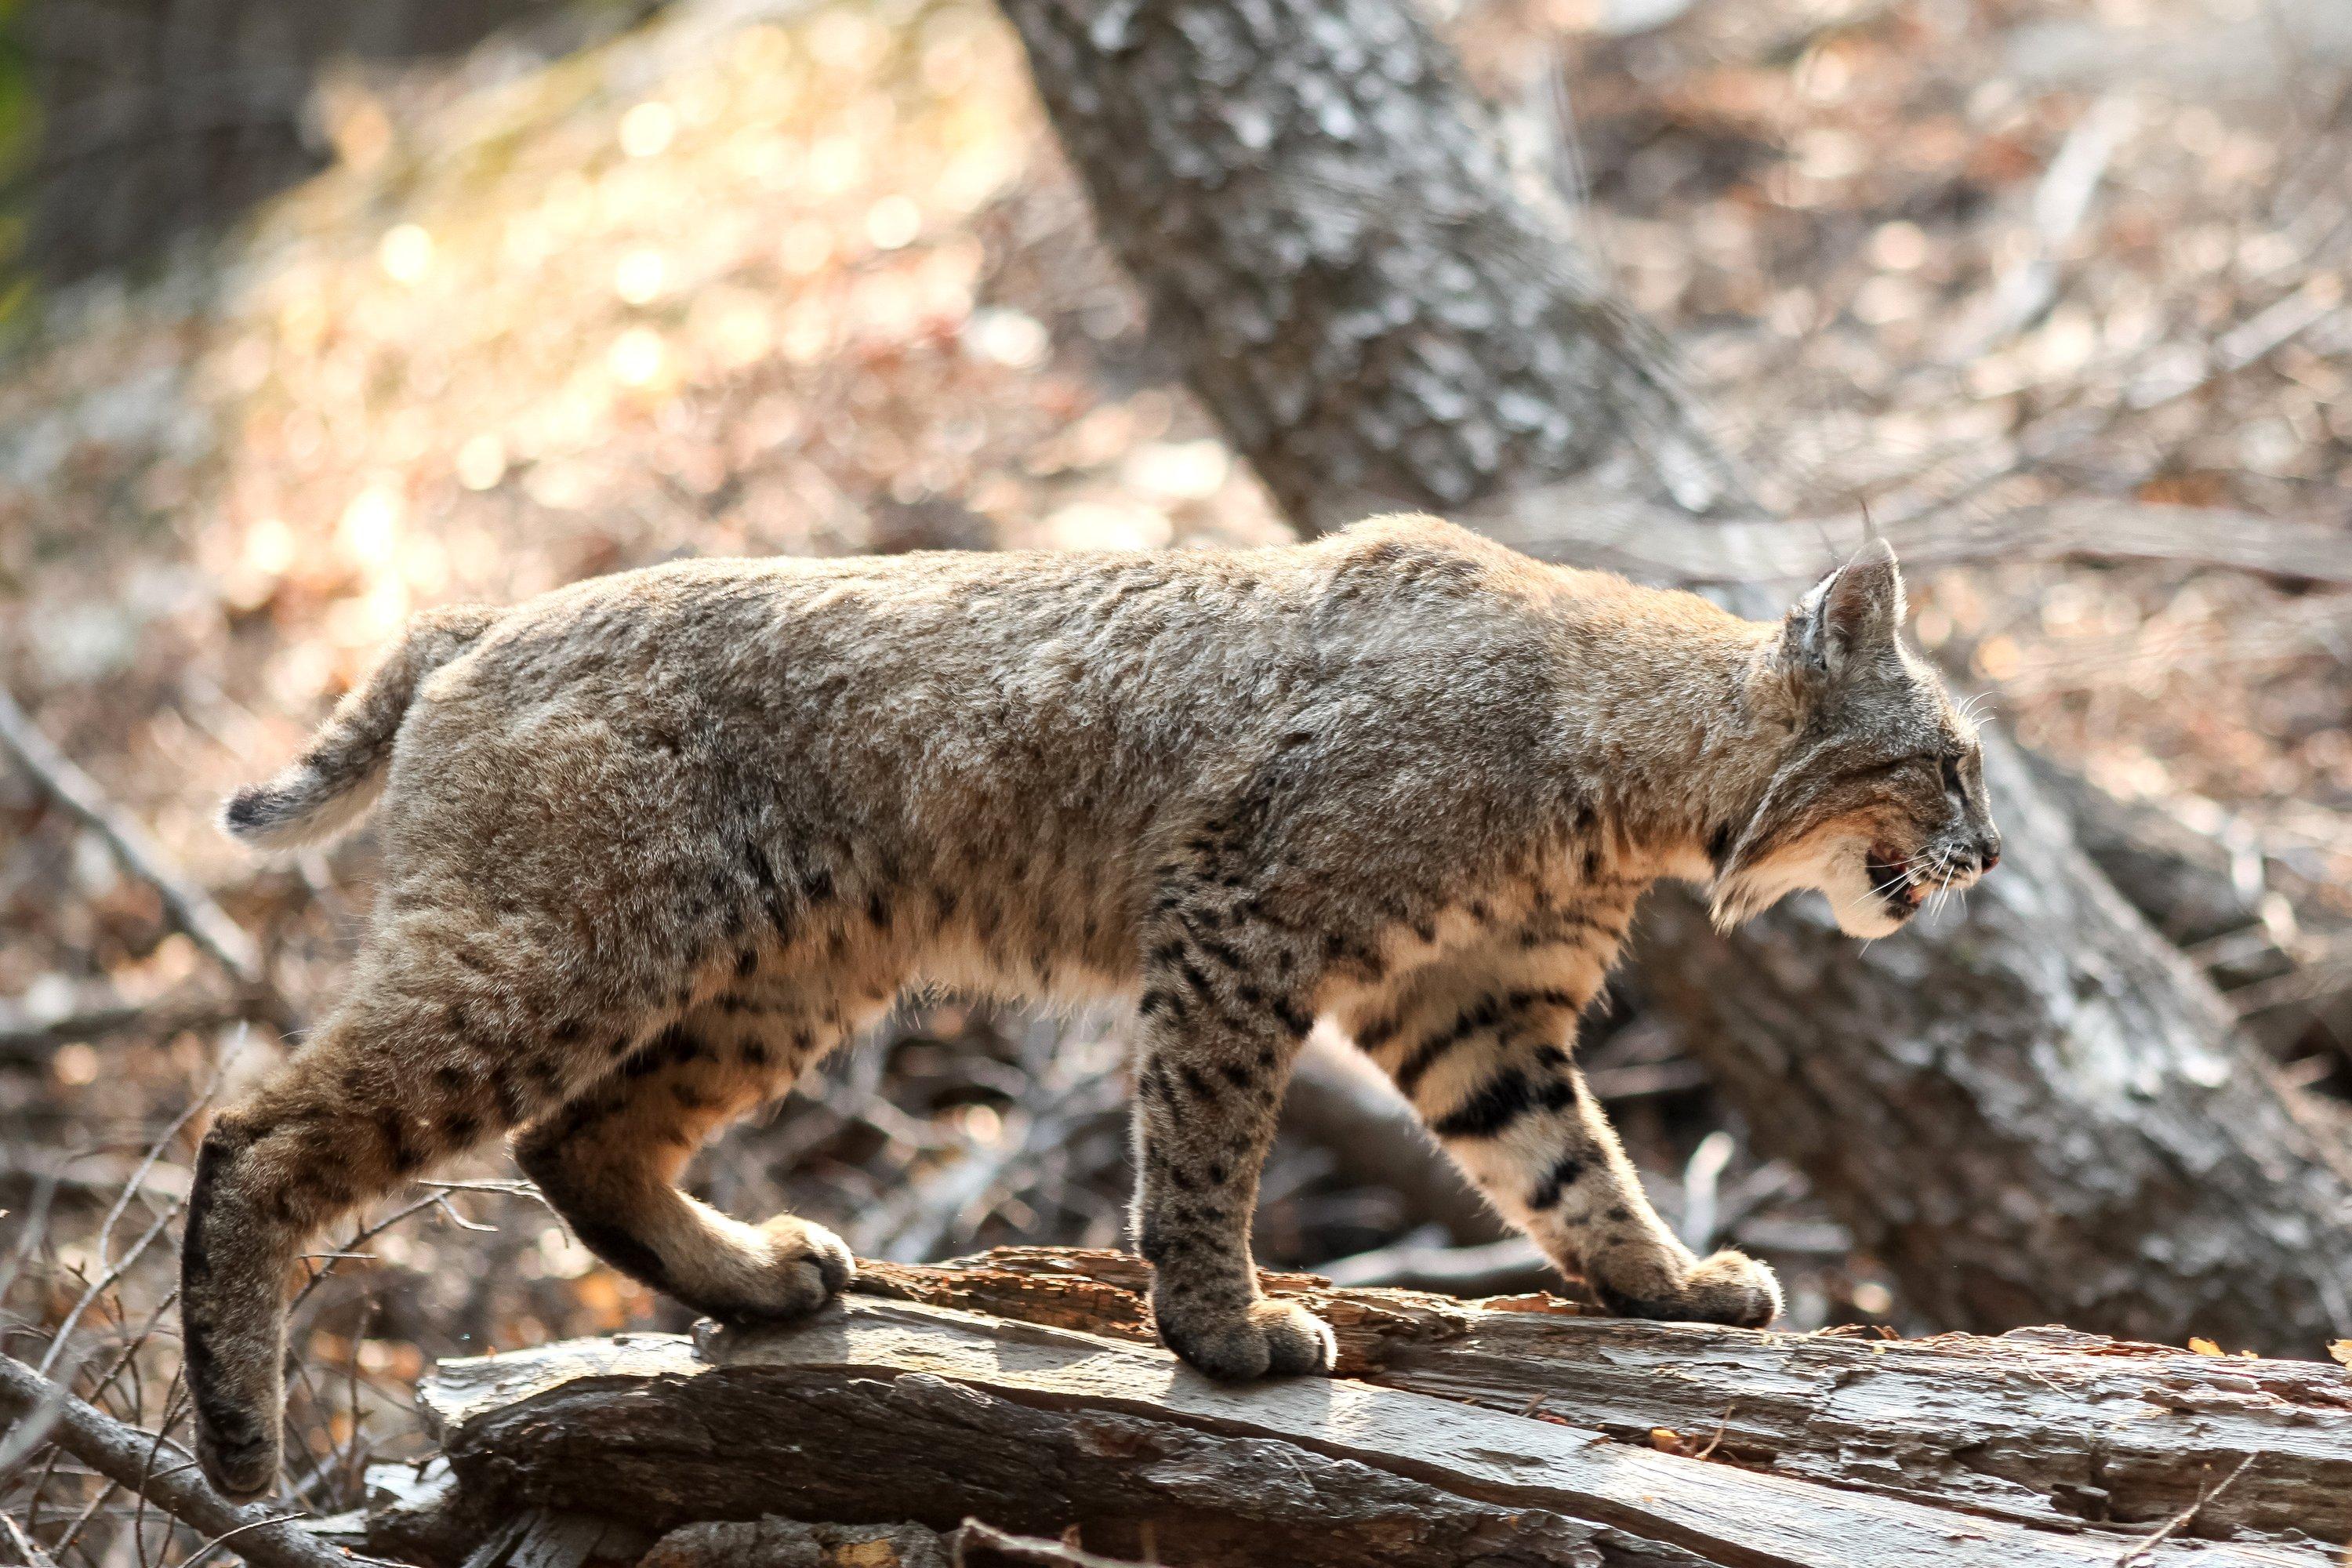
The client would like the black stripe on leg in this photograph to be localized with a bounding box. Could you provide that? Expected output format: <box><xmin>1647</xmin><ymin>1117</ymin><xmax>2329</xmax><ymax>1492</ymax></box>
<box><xmin>1429</xmin><ymin>1068</ymin><xmax>1578</xmax><ymax>1141</ymax></box>
<box><xmin>1527</xmin><ymin>1149</ymin><xmax>1588</xmax><ymax>1210</ymax></box>
<box><xmin>1392</xmin><ymin>989</ymin><xmax>1582</xmax><ymax>1100</ymax></box>
<box><xmin>1391</xmin><ymin>999</ymin><xmax>1502</xmax><ymax>1098</ymax></box>
<box><xmin>565</xmin><ymin>1214</ymin><xmax>678</xmax><ymax>1296</ymax></box>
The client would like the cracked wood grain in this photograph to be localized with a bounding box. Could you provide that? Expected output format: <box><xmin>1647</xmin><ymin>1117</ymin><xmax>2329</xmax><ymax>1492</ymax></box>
<box><xmin>408</xmin><ymin>1276</ymin><xmax>2343</xmax><ymax>1566</ymax></box>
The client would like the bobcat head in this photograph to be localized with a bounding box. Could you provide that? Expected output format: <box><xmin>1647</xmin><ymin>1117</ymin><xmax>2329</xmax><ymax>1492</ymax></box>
<box><xmin>1711</xmin><ymin>540</ymin><xmax>2001</xmax><ymax>939</ymax></box>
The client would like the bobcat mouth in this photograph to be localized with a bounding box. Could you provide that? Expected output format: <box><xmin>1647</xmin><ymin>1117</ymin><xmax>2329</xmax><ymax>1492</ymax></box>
<box><xmin>1866</xmin><ymin>845</ymin><xmax>1922</xmax><ymax>918</ymax></box>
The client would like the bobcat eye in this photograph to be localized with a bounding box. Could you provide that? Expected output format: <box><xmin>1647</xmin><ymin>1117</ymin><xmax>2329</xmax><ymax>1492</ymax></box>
<box><xmin>1939</xmin><ymin>754</ymin><xmax>1963</xmax><ymax>794</ymax></box>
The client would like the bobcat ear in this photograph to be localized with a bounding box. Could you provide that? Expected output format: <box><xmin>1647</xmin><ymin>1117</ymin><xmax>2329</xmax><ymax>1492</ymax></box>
<box><xmin>1779</xmin><ymin>538</ymin><xmax>1905</xmax><ymax>683</ymax></box>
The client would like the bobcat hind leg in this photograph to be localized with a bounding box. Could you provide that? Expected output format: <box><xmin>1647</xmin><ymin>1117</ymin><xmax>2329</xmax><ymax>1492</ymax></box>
<box><xmin>180</xmin><ymin>984</ymin><xmax>583</xmax><ymax>1497</ymax></box>
<box><xmin>512</xmin><ymin>991</ymin><xmax>854</xmax><ymax>1323</ymax></box>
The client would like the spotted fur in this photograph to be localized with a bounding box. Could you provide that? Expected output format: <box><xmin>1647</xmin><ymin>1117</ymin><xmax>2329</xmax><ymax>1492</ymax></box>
<box><xmin>180</xmin><ymin>515</ymin><xmax>1997</xmax><ymax>1497</ymax></box>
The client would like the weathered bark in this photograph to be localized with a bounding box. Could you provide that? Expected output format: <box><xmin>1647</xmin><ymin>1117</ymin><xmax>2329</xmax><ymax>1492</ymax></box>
<box><xmin>642</xmin><ymin>1515</ymin><xmax>1148</xmax><ymax>1568</ymax></box>
<box><xmin>397</xmin><ymin>1250</ymin><xmax>2352</xmax><ymax>1566</ymax></box>
<box><xmin>2016</xmin><ymin>751</ymin><xmax>2267</xmax><ymax>953</ymax></box>
<box><xmin>995</xmin><ymin>0</ymin><xmax>2352</xmax><ymax>1353</ymax></box>
<box><xmin>994</xmin><ymin>0</ymin><xmax>1736</xmax><ymax>531</ymax></box>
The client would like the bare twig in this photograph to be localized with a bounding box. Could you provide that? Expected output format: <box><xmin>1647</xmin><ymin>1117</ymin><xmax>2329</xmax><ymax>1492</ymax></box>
<box><xmin>0</xmin><ymin>684</ymin><xmax>266</xmax><ymax>998</ymax></box>
<box><xmin>1693</xmin><ymin>1403</ymin><xmax>1737</xmax><ymax>1463</ymax></box>
<box><xmin>46</xmin><ymin>1478</ymin><xmax>122</xmax><ymax>1565</ymax></box>
<box><xmin>1</xmin><ymin>995</ymin><xmax>253</xmax><ymax>1068</ymax></box>
<box><xmin>2111</xmin><ymin>1454</ymin><xmax>2257</xmax><ymax>1566</ymax></box>
<box><xmin>289</xmin><ymin>1190</ymin><xmax>503</xmax><ymax>1314</ymax></box>
<box><xmin>0</xmin><ymin>1177</ymin><xmax>64</xmax><ymax>1308</ymax></box>
<box><xmin>1951</xmin><ymin>96</ymin><xmax>2133</xmax><ymax>353</ymax></box>
<box><xmin>31</xmin><ymin>1204</ymin><xmax>181</xmax><ymax>1381</ymax></box>
<box><xmin>860</xmin><ymin>1033</ymin><xmax>1127</xmax><ymax>1263</ymax></box>
<box><xmin>0</xmin><ymin>1352</ymin><xmax>385</xmax><ymax>1568</ymax></box>
<box><xmin>32</xmin><ymin>1043</ymin><xmax>231</xmax><ymax>1379</ymax></box>
<box><xmin>1479</xmin><ymin>487</ymin><xmax>2352</xmax><ymax>592</ymax></box>
<box><xmin>2</xmin><ymin>1511</ymin><xmax>63</xmax><ymax>1568</ymax></box>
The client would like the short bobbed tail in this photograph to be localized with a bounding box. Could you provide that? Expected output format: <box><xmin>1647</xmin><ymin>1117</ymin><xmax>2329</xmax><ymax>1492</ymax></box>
<box><xmin>223</xmin><ymin>605</ymin><xmax>500</xmax><ymax>851</ymax></box>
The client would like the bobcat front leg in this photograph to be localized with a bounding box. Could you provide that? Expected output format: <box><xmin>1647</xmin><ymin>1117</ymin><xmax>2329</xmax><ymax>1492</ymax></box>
<box><xmin>1361</xmin><ymin>970</ymin><xmax>1780</xmax><ymax>1327</ymax></box>
<box><xmin>1130</xmin><ymin>912</ymin><xmax>1331</xmax><ymax>1381</ymax></box>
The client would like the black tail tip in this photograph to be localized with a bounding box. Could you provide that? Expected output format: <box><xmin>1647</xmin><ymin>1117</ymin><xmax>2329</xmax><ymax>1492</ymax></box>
<box><xmin>222</xmin><ymin>786</ymin><xmax>282</xmax><ymax>837</ymax></box>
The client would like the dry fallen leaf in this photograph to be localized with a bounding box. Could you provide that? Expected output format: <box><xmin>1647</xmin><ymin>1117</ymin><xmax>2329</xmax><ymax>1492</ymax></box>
<box><xmin>1649</xmin><ymin>1428</ymin><xmax>1684</xmax><ymax>1454</ymax></box>
<box><xmin>2187</xmin><ymin>1337</ymin><xmax>2224</xmax><ymax>1356</ymax></box>
<box><xmin>2327</xmin><ymin>1340</ymin><xmax>2352</xmax><ymax>1368</ymax></box>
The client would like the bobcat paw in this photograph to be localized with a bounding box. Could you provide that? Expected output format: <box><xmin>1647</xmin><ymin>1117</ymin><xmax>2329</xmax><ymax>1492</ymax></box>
<box><xmin>1593</xmin><ymin>1248</ymin><xmax>1782</xmax><ymax>1329</ymax></box>
<box><xmin>194</xmin><ymin>1410</ymin><xmax>278</xmax><ymax>1501</ymax></box>
<box><xmin>710</xmin><ymin>1216</ymin><xmax>855</xmax><ymax>1325</ymax></box>
<box><xmin>1157</xmin><ymin>1296</ymin><xmax>1336</xmax><ymax>1381</ymax></box>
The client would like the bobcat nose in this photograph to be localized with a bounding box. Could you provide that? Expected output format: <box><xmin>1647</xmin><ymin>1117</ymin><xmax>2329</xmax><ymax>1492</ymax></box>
<box><xmin>1978</xmin><ymin>833</ymin><xmax>2001</xmax><ymax>872</ymax></box>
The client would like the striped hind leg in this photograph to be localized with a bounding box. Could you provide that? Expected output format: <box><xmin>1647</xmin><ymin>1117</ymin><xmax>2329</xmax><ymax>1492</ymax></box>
<box><xmin>180</xmin><ymin>978</ymin><xmax>594</xmax><ymax>1497</ymax></box>
<box><xmin>511</xmin><ymin>982</ymin><xmax>856</xmax><ymax>1323</ymax></box>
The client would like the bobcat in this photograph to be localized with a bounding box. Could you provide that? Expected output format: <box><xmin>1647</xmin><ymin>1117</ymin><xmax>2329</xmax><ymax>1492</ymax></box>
<box><xmin>181</xmin><ymin>515</ymin><xmax>1998</xmax><ymax>1497</ymax></box>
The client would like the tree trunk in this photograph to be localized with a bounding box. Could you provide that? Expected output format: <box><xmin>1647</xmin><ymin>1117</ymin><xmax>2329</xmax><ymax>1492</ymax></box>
<box><xmin>389</xmin><ymin>1249</ymin><xmax>2352</xmax><ymax>1567</ymax></box>
<box><xmin>993</xmin><ymin>0</ymin><xmax>1736</xmax><ymax>532</ymax></box>
<box><xmin>994</xmin><ymin>0</ymin><xmax>2352</xmax><ymax>1353</ymax></box>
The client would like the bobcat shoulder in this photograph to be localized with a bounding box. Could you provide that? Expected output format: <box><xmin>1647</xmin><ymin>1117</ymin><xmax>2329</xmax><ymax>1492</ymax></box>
<box><xmin>180</xmin><ymin>514</ymin><xmax>1998</xmax><ymax>1497</ymax></box>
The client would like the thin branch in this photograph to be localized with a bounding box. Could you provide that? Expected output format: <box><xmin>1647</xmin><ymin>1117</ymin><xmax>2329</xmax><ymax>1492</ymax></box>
<box><xmin>31</xmin><ymin>1204</ymin><xmax>180</xmax><ymax>1381</ymax></box>
<box><xmin>0</xmin><ymin>1353</ymin><xmax>385</xmax><ymax>1568</ymax></box>
<box><xmin>1</xmin><ymin>995</ymin><xmax>254</xmax><ymax>1067</ymax></box>
<box><xmin>288</xmin><ymin>1190</ymin><xmax>503</xmax><ymax>1314</ymax></box>
<box><xmin>0</xmin><ymin>684</ymin><xmax>267</xmax><ymax>998</ymax></box>
<box><xmin>1</xmin><ymin>1512</ymin><xmax>62</xmax><ymax>1568</ymax></box>
<box><xmin>1476</xmin><ymin>488</ymin><xmax>2352</xmax><ymax>593</ymax></box>
<box><xmin>1949</xmin><ymin>96</ymin><xmax>2133</xmax><ymax>353</ymax></box>
<box><xmin>2111</xmin><ymin>1455</ymin><xmax>2257</xmax><ymax>1566</ymax></box>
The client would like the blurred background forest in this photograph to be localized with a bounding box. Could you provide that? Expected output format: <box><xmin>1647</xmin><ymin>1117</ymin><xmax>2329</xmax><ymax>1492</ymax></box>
<box><xmin>3</xmin><ymin>0</ymin><xmax>2352</xmax><ymax>1561</ymax></box>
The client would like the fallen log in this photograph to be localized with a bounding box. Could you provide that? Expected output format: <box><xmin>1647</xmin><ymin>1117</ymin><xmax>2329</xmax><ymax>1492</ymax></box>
<box><xmin>642</xmin><ymin>1515</ymin><xmax>1145</xmax><ymax>1568</ymax></box>
<box><xmin>388</xmin><ymin>1249</ymin><xmax>2350</xmax><ymax>1568</ymax></box>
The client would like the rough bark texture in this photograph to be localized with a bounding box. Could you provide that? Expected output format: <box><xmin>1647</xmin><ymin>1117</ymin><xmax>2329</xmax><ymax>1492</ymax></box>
<box><xmin>639</xmin><ymin>1515</ymin><xmax>1156</xmax><ymax>1568</ymax></box>
<box><xmin>995</xmin><ymin>0</ymin><xmax>1735</xmax><ymax>531</ymax></box>
<box><xmin>395</xmin><ymin>1251</ymin><xmax>2352</xmax><ymax>1567</ymax></box>
<box><xmin>2016</xmin><ymin>751</ymin><xmax>2266</xmax><ymax>952</ymax></box>
<box><xmin>994</xmin><ymin>0</ymin><xmax>2352</xmax><ymax>1354</ymax></box>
